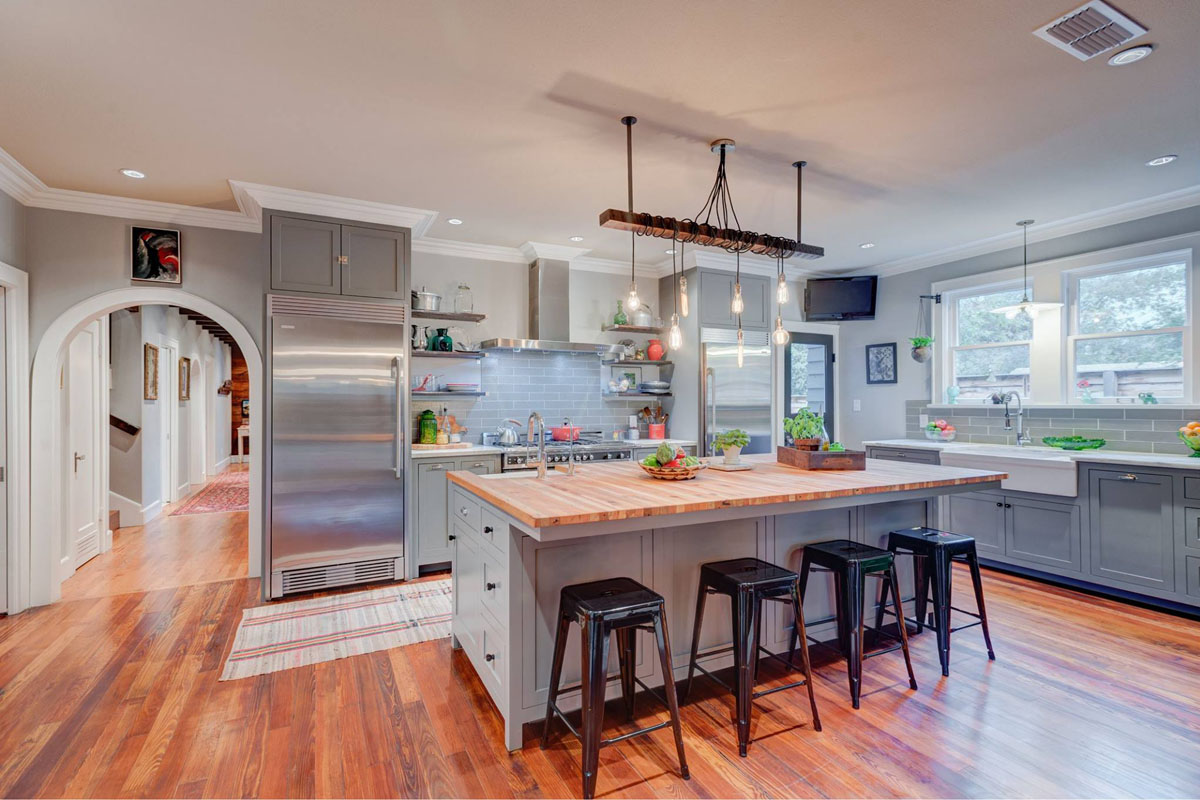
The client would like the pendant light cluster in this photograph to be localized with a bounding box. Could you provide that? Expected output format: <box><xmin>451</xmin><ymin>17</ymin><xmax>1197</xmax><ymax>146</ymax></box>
<box><xmin>602</xmin><ymin>116</ymin><xmax>824</xmax><ymax>362</ymax></box>
<box><xmin>990</xmin><ymin>219</ymin><xmax>1063</xmax><ymax>319</ymax></box>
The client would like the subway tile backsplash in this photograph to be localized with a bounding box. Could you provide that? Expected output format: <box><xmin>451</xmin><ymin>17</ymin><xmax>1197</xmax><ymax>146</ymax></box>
<box><xmin>411</xmin><ymin>350</ymin><xmax>666</xmax><ymax>442</ymax></box>
<box><xmin>904</xmin><ymin>399</ymin><xmax>1200</xmax><ymax>455</ymax></box>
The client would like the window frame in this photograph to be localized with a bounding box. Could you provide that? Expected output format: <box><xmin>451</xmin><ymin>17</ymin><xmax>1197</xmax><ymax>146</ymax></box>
<box><xmin>1063</xmin><ymin>251</ymin><xmax>1192</xmax><ymax>404</ymax></box>
<box><xmin>943</xmin><ymin>279</ymin><xmax>1034</xmax><ymax>401</ymax></box>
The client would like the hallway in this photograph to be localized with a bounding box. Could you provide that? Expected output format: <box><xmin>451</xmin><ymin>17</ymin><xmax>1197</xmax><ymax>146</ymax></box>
<box><xmin>61</xmin><ymin>464</ymin><xmax>249</xmax><ymax>602</ymax></box>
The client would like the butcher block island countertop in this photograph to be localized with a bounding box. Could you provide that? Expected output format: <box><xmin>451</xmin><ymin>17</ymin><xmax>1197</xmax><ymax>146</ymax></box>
<box><xmin>446</xmin><ymin>454</ymin><xmax>1007</xmax><ymax>531</ymax></box>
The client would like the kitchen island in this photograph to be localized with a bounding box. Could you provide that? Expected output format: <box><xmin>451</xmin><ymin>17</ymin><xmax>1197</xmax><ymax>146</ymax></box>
<box><xmin>446</xmin><ymin>454</ymin><xmax>1006</xmax><ymax>750</ymax></box>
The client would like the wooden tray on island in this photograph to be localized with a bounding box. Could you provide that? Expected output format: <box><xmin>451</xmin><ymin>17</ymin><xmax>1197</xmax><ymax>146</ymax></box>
<box><xmin>777</xmin><ymin>446</ymin><xmax>866</xmax><ymax>471</ymax></box>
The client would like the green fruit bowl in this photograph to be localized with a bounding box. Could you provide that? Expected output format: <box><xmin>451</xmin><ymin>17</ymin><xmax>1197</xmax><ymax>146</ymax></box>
<box><xmin>1042</xmin><ymin>435</ymin><xmax>1107</xmax><ymax>451</ymax></box>
<box><xmin>1179</xmin><ymin>432</ymin><xmax>1200</xmax><ymax>457</ymax></box>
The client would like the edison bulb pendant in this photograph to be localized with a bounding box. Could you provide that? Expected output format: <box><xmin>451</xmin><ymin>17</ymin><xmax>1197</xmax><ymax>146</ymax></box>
<box><xmin>736</xmin><ymin>327</ymin><xmax>745</xmax><ymax>368</ymax></box>
<box><xmin>776</xmin><ymin>273</ymin><xmax>789</xmax><ymax>304</ymax></box>
<box><xmin>772</xmin><ymin>316</ymin><xmax>790</xmax><ymax>346</ymax></box>
<box><xmin>678</xmin><ymin>275</ymin><xmax>690</xmax><ymax>318</ymax></box>
<box><xmin>624</xmin><ymin>282</ymin><xmax>640</xmax><ymax>313</ymax></box>
<box><xmin>731</xmin><ymin>283</ymin><xmax>744</xmax><ymax>315</ymax></box>
<box><xmin>668</xmin><ymin>313</ymin><xmax>683</xmax><ymax>350</ymax></box>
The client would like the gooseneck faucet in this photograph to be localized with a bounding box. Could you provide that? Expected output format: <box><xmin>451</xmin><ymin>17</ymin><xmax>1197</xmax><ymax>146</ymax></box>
<box><xmin>991</xmin><ymin>391</ymin><xmax>1030</xmax><ymax>446</ymax></box>
<box><xmin>562</xmin><ymin>417</ymin><xmax>577</xmax><ymax>475</ymax></box>
<box><xmin>527</xmin><ymin>411</ymin><xmax>547</xmax><ymax>478</ymax></box>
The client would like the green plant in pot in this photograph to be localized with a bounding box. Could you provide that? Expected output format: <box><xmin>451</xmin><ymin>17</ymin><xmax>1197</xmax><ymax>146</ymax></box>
<box><xmin>783</xmin><ymin>409</ymin><xmax>824</xmax><ymax>450</ymax></box>
<box><xmin>910</xmin><ymin>336</ymin><xmax>934</xmax><ymax>363</ymax></box>
<box><xmin>713</xmin><ymin>429</ymin><xmax>750</xmax><ymax>465</ymax></box>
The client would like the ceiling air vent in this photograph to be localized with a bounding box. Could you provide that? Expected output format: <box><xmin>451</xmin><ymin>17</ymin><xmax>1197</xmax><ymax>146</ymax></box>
<box><xmin>1033</xmin><ymin>0</ymin><xmax>1147</xmax><ymax>61</ymax></box>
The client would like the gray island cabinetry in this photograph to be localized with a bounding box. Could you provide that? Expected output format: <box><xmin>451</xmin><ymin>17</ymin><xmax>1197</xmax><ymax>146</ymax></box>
<box><xmin>866</xmin><ymin>443</ymin><xmax>1199</xmax><ymax>611</ymax></box>
<box><xmin>446</xmin><ymin>455</ymin><xmax>1004</xmax><ymax>750</ymax></box>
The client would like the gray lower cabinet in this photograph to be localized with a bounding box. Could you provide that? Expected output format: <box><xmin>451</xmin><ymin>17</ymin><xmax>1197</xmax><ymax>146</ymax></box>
<box><xmin>946</xmin><ymin>491</ymin><xmax>1005</xmax><ymax>555</ymax></box>
<box><xmin>1088</xmin><ymin>468</ymin><xmax>1175</xmax><ymax>591</ymax></box>
<box><xmin>270</xmin><ymin>212</ymin><xmax>409</xmax><ymax>300</ymax></box>
<box><xmin>1005</xmin><ymin>496</ymin><xmax>1081</xmax><ymax>571</ymax></box>
<box><xmin>866</xmin><ymin>446</ymin><xmax>940</xmax><ymax>465</ymax></box>
<box><xmin>698</xmin><ymin>270</ymin><xmax>770</xmax><ymax>329</ymax></box>
<box><xmin>415</xmin><ymin>455</ymin><xmax>499</xmax><ymax>569</ymax></box>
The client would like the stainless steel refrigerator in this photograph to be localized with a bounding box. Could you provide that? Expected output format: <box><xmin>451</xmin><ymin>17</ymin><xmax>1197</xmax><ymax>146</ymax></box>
<box><xmin>267</xmin><ymin>296</ymin><xmax>408</xmax><ymax>597</ymax></box>
<box><xmin>700</xmin><ymin>328</ymin><xmax>773</xmax><ymax>456</ymax></box>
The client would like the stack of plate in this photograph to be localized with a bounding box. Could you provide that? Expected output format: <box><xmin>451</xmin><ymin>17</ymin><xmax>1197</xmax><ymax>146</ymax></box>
<box><xmin>444</xmin><ymin>383</ymin><xmax>480</xmax><ymax>393</ymax></box>
<box><xmin>639</xmin><ymin>380</ymin><xmax>671</xmax><ymax>394</ymax></box>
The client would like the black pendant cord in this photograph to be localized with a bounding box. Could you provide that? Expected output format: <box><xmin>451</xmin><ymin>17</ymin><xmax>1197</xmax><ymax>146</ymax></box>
<box><xmin>794</xmin><ymin>161</ymin><xmax>806</xmax><ymax>244</ymax></box>
<box><xmin>623</xmin><ymin>116</ymin><xmax>637</xmax><ymax>286</ymax></box>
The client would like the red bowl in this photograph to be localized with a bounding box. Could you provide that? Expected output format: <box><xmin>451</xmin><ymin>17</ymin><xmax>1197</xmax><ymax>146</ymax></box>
<box><xmin>549</xmin><ymin>425</ymin><xmax>582</xmax><ymax>441</ymax></box>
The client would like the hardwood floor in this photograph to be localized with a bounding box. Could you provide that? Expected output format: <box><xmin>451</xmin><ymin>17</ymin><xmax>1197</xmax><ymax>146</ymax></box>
<box><xmin>3</xmin><ymin>509</ymin><xmax>1199</xmax><ymax>797</ymax></box>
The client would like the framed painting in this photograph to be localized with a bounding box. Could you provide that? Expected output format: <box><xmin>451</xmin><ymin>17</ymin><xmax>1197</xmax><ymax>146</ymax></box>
<box><xmin>866</xmin><ymin>342</ymin><xmax>897</xmax><ymax>385</ymax></box>
<box><xmin>179</xmin><ymin>357</ymin><xmax>192</xmax><ymax>401</ymax></box>
<box><xmin>143</xmin><ymin>343</ymin><xmax>159</xmax><ymax>400</ymax></box>
<box><xmin>132</xmin><ymin>227</ymin><xmax>181</xmax><ymax>284</ymax></box>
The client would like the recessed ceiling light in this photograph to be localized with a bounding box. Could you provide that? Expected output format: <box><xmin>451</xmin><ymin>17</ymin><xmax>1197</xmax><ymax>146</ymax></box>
<box><xmin>120</xmin><ymin>168</ymin><xmax>145</xmax><ymax>179</ymax></box>
<box><xmin>1146</xmin><ymin>154</ymin><xmax>1178</xmax><ymax>167</ymax></box>
<box><xmin>664</xmin><ymin>249</ymin><xmax>677</xmax><ymax>255</ymax></box>
<box><xmin>569</xmin><ymin>236</ymin><xmax>584</xmax><ymax>242</ymax></box>
<box><xmin>447</xmin><ymin>218</ymin><xmax>463</xmax><ymax>225</ymax></box>
<box><xmin>1107</xmin><ymin>45</ymin><xmax>1153</xmax><ymax>66</ymax></box>
<box><xmin>859</xmin><ymin>242</ymin><xmax>876</xmax><ymax>249</ymax></box>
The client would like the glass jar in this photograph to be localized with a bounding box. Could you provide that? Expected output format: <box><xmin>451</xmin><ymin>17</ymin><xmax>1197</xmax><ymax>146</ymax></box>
<box><xmin>613</xmin><ymin>301</ymin><xmax>628</xmax><ymax>326</ymax></box>
<box><xmin>453</xmin><ymin>283</ymin><xmax>473</xmax><ymax>314</ymax></box>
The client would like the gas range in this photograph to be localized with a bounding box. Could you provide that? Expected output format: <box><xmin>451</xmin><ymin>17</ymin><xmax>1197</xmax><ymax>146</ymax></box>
<box><xmin>493</xmin><ymin>437</ymin><xmax>634</xmax><ymax>471</ymax></box>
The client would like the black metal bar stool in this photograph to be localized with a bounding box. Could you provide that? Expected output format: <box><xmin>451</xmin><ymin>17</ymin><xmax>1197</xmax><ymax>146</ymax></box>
<box><xmin>791</xmin><ymin>539</ymin><xmax>918</xmax><ymax>709</ymax></box>
<box><xmin>683</xmin><ymin>558</ymin><xmax>821</xmax><ymax>757</ymax></box>
<box><xmin>875</xmin><ymin>527</ymin><xmax>996</xmax><ymax>676</ymax></box>
<box><xmin>541</xmin><ymin>577</ymin><xmax>689</xmax><ymax>799</ymax></box>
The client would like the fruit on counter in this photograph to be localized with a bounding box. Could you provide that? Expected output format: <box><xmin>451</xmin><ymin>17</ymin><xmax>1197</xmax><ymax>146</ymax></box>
<box><xmin>643</xmin><ymin>443</ymin><xmax>692</xmax><ymax>468</ymax></box>
<box><xmin>1178</xmin><ymin>421</ymin><xmax>1200</xmax><ymax>457</ymax></box>
<box><xmin>827</xmin><ymin>442</ymin><xmax>846</xmax><ymax>452</ymax></box>
<box><xmin>925</xmin><ymin>419</ymin><xmax>956</xmax><ymax>435</ymax></box>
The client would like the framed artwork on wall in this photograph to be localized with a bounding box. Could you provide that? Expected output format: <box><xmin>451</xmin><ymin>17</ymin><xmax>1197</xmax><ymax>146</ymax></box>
<box><xmin>143</xmin><ymin>343</ymin><xmax>159</xmax><ymax>400</ymax></box>
<box><xmin>865</xmin><ymin>342</ymin><xmax>898</xmax><ymax>385</ymax></box>
<box><xmin>179</xmin><ymin>357</ymin><xmax>192</xmax><ymax>401</ymax></box>
<box><xmin>131</xmin><ymin>227</ymin><xmax>181</xmax><ymax>284</ymax></box>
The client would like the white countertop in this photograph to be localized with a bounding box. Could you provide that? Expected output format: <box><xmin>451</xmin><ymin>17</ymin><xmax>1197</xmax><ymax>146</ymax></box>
<box><xmin>863</xmin><ymin>438</ymin><xmax>1200</xmax><ymax>471</ymax></box>
<box><xmin>410</xmin><ymin>445</ymin><xmax>504</xmax><ymax>459</ymax></box>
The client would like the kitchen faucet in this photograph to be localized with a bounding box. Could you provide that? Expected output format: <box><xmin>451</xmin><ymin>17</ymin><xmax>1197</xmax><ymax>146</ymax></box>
<box><xmin>561</xmin><ymin>417</ymin><xmax>577</xmax><ymax>475</ymax></box>
<box><xmin>991</xmin><ymin>391</ymin><xmax>1030</xmax><ymax>446</ymax></box>
<box><xmin>527</xmin><ymin>411</ymin><xmax>547</xmax><ymax>478</ymax></box>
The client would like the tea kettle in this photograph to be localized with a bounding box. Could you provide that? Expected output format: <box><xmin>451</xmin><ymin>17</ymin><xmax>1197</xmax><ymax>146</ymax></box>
<box><xmin>496</xmin><ymin>418</ymin><xmax>523</xmax><ymax>446</ymax></box>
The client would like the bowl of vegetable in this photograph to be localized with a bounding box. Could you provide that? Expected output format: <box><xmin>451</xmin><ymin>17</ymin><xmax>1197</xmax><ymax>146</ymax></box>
<box><xmin>925</xmin><ymin>419</ymin><xmax>957</xmax><ymax>441</ymax></box>
<box><xmin>1178</xmin><ymin>421</ymin><xmax>1200</xmax><ymax>457</ymax></box>
<box><xmin>639</xmin><ymin>442</ymin><xmax>705</xmax><ymax>480</ymax></box>
<box><xmin>1042</xmin><ymin>435</ymin><xmax>1106</xmax><ymax>451</ymax></box>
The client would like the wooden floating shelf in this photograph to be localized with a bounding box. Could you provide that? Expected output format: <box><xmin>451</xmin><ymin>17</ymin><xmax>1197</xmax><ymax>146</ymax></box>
<box><xmin>411</xmin><ymin>310</ymin><xmax>487</xmax><ymax>323</ymax></box>
<box><xmin>601</xmin><ymin>324</ymin><xmax>666</xmax><ymax>334</ymax></box>
<box><xmin>599</xmin><ymin>208</ymin><xmax>824</xmax><ymax>260</ymax></box>
<box><xmin>602</xmin><ymin>359</ymin><xmax>673</xmax><ymax>366</ymax></box>
<box><xmin>604</xmin><ymin>392</ymin><xmax>673</xmax><ymax>399</ymax></box>
<box><xmin>412</xmin><ymin>350</ymin><xmax>486</xmax><ymax>360</ymax></box>
<box><xmin>411</xmin><ymin>391</ymin><xmax>488</xmax><ymax>398</ymax></box>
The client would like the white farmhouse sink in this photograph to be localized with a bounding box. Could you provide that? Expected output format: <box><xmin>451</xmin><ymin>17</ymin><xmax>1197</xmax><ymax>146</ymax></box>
<box><xmin>939</xmin><ymin>445</ymin><xmax>1078</xmax><ymax>497</ymax></box>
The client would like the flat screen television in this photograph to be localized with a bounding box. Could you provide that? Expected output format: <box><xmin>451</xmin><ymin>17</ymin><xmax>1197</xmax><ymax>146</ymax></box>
<box><xmin>803</xmin><ymin>276</ymin><xmax>878</xmax><ymax>321</ymax></box>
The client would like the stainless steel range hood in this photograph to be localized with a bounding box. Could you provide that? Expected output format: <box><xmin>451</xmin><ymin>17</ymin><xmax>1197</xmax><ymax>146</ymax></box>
<box><xmin>479</xmin><ymin>258</ymin><xmax>622</xmax><ymax>356</ymax></box>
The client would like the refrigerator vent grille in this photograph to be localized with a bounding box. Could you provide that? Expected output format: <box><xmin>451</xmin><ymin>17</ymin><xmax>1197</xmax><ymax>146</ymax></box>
<box><xmin>268</xmin><ymin>295</ymin><xmax>407</xmax><ymax>324</ymax></box>
<box><xmin>279</xmin><ymin>558</ymin><xmax>398</xmax><ymax>594</ymax></box>
<box><xmin>701</xmin><ymin>328</ymin><xmax>769</xmax><ymax>346</ymax></box>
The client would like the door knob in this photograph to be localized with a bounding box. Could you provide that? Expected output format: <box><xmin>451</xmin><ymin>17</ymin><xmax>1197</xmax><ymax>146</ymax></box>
<box><xmin>74</xmin><ymin>452</ymin><xmax>86</xmax><ymax>473</ymax></box>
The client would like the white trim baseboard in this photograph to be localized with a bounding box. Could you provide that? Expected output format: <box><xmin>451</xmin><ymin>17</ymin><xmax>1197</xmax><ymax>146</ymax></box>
<box><xmin>107</xmin><ymin>491</ymin><xmax>142</xmax><ymax>527</ymax></box>
<box><xmin>140</xmin><ymin>499</ymin><xmax>163</xmax><ymax>524</ymax></box>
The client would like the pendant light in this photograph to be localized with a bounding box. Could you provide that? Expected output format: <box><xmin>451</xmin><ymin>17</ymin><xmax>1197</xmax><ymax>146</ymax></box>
<box><xmin>990</xmin><ymin>219</ymin><xmax>1063</xmax><ymax>319</ymax></box>
<box><xmin>772</xmin><ymin>255</ymin><xmax>790</xmax><ymax>346</ymax></box>
<box><xmin>735</xmin><ymin>250</ymin><xmax>745</xmax><ymax>367</ymax></box>
<box><xmin>668</xmin><ymin>230</ymin><xmax>684</xmax><ymax>350</ymax></box>
<box><xmin>621</xmin><ymin>116</ymin><xmax>641</xmax><ymax>313</ymax></box>
<box><xmin>678</xmin><ymin>237</ymin><xmax>690</xmax><ymax>318</ymax></box>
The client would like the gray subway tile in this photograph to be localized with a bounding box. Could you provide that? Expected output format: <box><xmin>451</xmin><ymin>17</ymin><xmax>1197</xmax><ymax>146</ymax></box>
<box><xmin>1106</xmin><ymin>441</ymin><xmax>1155</xmax><ymax>453</ymax></box>
<box><xmin>1122</xmin><ymin>430</ymin><xmax>1185</xmax><ymax>443</ymax></box>
<box><xmin>1078</xmin><ymin>407</ymin><xmax>1125</xmax><ymax>419</ymax></box>
<box><xmin>1124</xmin><ymin>408</ymin><xmax>1185</xmax><ymax>420</ymax></box>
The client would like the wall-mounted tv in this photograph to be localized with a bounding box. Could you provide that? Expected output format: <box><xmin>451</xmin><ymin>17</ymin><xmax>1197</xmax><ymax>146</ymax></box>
<box><xmin>803</xmin><ymin>276</ymin><xmax>878</xmax><ymax>321</ymax></box>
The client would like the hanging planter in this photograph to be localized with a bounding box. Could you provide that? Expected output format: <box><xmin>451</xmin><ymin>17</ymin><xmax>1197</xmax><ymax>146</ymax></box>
<box><xmin>910</xmin><ymin>336</ymin><xmax>934</xmax><ymax>363</ymax></box>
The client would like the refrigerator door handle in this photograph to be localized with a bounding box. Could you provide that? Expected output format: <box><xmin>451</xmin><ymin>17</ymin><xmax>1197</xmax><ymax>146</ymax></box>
<box><xmin>705</xmin><ymin>366</ymin><xmax>716</xmax><ymax>457</ymax></box>
<box><xmin>394</xmin><ymin>355</ymin><xmax>405</xmax><ymax>479</ymax></box>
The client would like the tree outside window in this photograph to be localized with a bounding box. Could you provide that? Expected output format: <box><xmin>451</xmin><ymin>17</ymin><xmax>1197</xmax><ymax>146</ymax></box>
<box><xmin>950</xmin><ymin>287</ymin><xmax>1032</xmax><ymax>400</ymax></box>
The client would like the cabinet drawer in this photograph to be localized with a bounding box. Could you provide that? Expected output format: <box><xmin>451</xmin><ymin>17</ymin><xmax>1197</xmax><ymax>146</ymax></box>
<box><xmin>1184</xmin><ymin>508</ymin><xmax>1200</xmax><ymax>550</ymax></box>
<box><xmin>476</xmin><ymin>611</ymin><xmax>508</xmax><ymax>700</ymax></box>
<box><xmin>868</xmin><ymin>447</ymin><xmax>939</xmax><ymax>465</ymax></box>
<box><xmin>457</xmin><ymin>455</ymin><xmax>499</xmax><ymax>475</ymax></box>
<box><xmin>1185</xmin><ymin>477</ymin><xmax>1200</xmax><ymax>501</ymax></box>
<box><xmin>480</xmin><ymin>506</ymin><xmax>508</xmax><ymax>561</ymax></box>
<box><xmin>1187</xmin><ymin>556</ymin><xmax>1200</xmax><ymax>600</ymax></box>
<box><xmin>451</xmin><ymin>488</ymin><xmax>481</xmax><ymax>531</ymax></box>
<box><xmin>478</xmin><ymin>544</ymin><xmax>509</xmax><ymax>624</ymax></box>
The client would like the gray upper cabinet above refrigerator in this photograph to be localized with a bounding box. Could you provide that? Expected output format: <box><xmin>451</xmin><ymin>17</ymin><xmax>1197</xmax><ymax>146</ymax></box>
<box><xmin>698</xmin><ymin>269</ymin><xmax>770</xmax><ymax>329</ymax></box>
<box><xmin>269</xmin><ymin>212</ymin><xmax>409</xmax><ymax>301</ymax></box>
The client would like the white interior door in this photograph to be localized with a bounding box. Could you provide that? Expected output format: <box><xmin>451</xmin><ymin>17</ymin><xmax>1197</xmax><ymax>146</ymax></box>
<box><xmin>67</xmin><ymin>322</ymin><xmax>102</xmax><ymax>569</ymax></box>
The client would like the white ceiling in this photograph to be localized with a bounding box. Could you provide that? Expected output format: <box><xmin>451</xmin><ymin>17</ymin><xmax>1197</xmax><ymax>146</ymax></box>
<box><xmin>1</xmin><ymin>0</ymin><xmax>1198</xmax><ymax>272</ymax></box>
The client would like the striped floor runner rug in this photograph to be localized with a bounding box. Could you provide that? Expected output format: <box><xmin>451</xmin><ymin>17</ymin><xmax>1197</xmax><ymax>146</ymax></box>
<box><xmin>220</xmin><ymin>579</ymin><xmax>452</xmax><ymax>680</ymax></box>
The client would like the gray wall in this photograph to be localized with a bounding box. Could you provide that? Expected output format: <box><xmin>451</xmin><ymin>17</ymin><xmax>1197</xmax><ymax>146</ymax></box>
<box><xmin>838</xmin><ymin>205</ymin><xmax>1200</xmax><ymax>448</ymax></box>
<box><xmin>0</xmin><ymin>190</ymin><xmax>24</xmax><ymax>268</ymax></box>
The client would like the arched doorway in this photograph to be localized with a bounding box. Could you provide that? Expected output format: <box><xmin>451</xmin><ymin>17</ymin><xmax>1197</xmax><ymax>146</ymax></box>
<box><xmin>27</xmin><ymin>288</ymin><xmax>263</xmax><ymax>609</ymax></box>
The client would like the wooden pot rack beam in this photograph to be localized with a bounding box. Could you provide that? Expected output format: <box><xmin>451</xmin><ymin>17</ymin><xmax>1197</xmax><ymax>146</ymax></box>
<box><xmin>599</xmin><ymin>208</ymin><xmax>824</xmax><ymax>260</ymax></box>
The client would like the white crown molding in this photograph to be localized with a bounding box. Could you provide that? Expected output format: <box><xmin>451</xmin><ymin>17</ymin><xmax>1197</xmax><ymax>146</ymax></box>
<box><xmin>27</xmin><ymin>187</ymin><xmax>261</xmax><ymax>232</ymax></box>
<box><xmin>857</xmin><ymin>183</ymin><xmax>1200</xmax><ymax>279</ymax></box>
<box><xmin>228</xmin><ymin>180</ymin><xmax>439</xmax><ymax>237</ymax></box>
<box><xmin>0</xmin><ymin>146</ymin><xmax>42</xmax><ymax>202</ymax></box>
<box><xmin>518</xmin><ymin>241</ymin><xmax>592</xmax><ymax>262</ymax></box>
<box><xmin>411</xmin><ymin>237</ymin><xmax>527</xmax><ymax>263</ymax></box>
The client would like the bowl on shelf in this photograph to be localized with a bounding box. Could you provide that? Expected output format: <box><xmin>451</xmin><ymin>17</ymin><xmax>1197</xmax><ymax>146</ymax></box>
<box><xmin>639</xmin><ymin>462</ymin><xmax>706</xmax><ymax>481</ymax></box>
<box><xmin>444</xmin><ymin>383</ymin><xmax>479</xmax><ymax>393</ymax></box>
<box><xmin>639</xmin><ymin>381</ymin><xmax>671</xmax><ymax>394</ymax></box>
<box><xmin>1178</xmin><ymin>430</ymin><xmax>1200</xmax><ymax>457</ymax></box>
<box><xmin>1042</xmin><ymin>435</ymin><xmax>1106</xmax><ymax>451</ymax></box>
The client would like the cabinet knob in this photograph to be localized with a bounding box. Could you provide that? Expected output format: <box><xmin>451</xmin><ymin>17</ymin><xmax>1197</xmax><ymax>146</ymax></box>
<box><xmin>459</xmin><ymin>507</ymin><xmax>469</xmax><ymax>516</ymax></box>
<box><xmin>485</xmin><ymin>581</ymin><xmax>497</xmax><ymax>591</ymax></box>
<box><xmin>483</xmin><ymin>526</ymin><xmax>493</xmax><ymax>534</ymax></box>
<box><xmin>448</xmin><ymin>534</ymin><xmax>456</xmax><ymax>541</ymax></box>
<box><xmin>430</xmin><ymin>465</ymin><xmax>445</xmax><ymax>470</ymax></box>
<box><xmin>485</xmin><ymin>653</ymin><xmax>495</xmax><ymax>662</ymax></box>
<box><xmin>1004</xmin><ymin>503</ymin><xmax>1012</xmax><ymax>508</ymax></box>
<box><xmin>996</xmin><ymin>502</ymin><xmax>1003</xmax><ymax>507</ymax></box>
<box><xmin>1119</xmin><ymin>473</ymin><xmax>1138</xmax><ymax>481</ymax></box>
<box><xmin>473</xmin><ymin>462</ymin><xmax>487</xmax><ymax>467</ymax></box>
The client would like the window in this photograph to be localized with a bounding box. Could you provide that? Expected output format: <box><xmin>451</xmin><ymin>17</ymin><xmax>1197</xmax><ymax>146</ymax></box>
<box><xmin>1068</xmin><ymin>259</ymin><xmax>1188</xmax><ymax>401</ymax></box>
<box><xmin>948</xmin><ymin>286</ymin><xmax>1033</xmax><ymax>400</ymax></box>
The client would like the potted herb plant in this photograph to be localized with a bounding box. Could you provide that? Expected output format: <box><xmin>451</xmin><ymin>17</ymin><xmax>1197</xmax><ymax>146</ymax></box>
<box><xmin>783</xmin><ymin>409</ymin><xmax>824</xmax><ymax>451</ymax></box>
<box><xmin>713</xmin><ymin>429</ymin><xmax>750</xmax><ymax>465</ymax></box>
<box><xmin>910</xmin><ymin>336</ymin><xmax>934</xmax><ymax>363</ymax></box>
